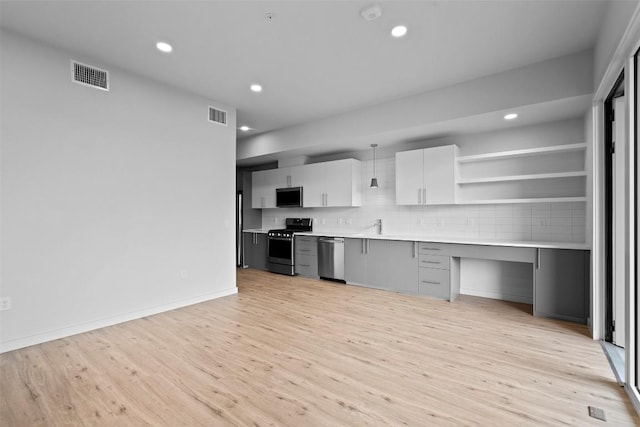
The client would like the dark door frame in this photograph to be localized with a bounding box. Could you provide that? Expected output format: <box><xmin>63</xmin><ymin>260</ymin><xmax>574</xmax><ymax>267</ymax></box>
<box><xmin>604</xmin><ymin>71</ymin><xmax>625</xmax><ymax>343</ymax></box>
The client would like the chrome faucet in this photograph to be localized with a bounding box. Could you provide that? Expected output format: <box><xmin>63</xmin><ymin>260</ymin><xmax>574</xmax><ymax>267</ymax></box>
<box><xmin>375</xmin><ymin>219</ymin><xmax>382</xmax><ymax>235</ymax></box>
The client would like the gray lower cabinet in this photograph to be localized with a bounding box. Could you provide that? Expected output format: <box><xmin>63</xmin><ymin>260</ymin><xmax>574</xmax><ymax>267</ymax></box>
<box><xmin>388</xmin><ymin>241</ymin><xmax>419</xmax><ymax>294</ymax></box>
<box><xmin>346</xmin><ymin>239</ymin><xmax>418</xmax><ymax>293</ymax></box>
<box><xmin>345</xmin><ymin>238</ymin><xmax>389</xmax><ymax>289</ymax></box>
<box><xmin>295</xmin><ymin>236</ymin><xmax>318</xmax><ymax>278</ymax></box>
<box><xmin>365</xmin><ymin>240</ymin><xmax>391</xmax><ymax>290</ymax></box>
<box><xmin>243</xmin><ymin>232</ymin><xmax>268</xmax><ymax>270</ymax></box>
<box><xmin>534</xmin><ymin>249</ymin><xmax>589</xmax><ymax>323</ymax></box>
<box><xmin>345</xmin><ymin>238</ymin><xmax>367</xmax><ymax>285</ymax></box>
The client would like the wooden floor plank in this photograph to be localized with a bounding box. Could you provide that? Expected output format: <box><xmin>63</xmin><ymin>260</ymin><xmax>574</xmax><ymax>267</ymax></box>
<box><xmin>1</xmin><ymin>268</ymin><xmax>638</xmax><ymax>426</ymax></box>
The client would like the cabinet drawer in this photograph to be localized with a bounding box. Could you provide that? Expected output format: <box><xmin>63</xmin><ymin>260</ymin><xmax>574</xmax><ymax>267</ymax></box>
<box><xmin>419</xmin><ymin>243</ymin><xmax>450</xmax><ymax>256</ymax></box>
<box><xmin>295</xmin><ymin>237</ymin><xmax>317</xmax><ymax>256</ymax></box>
<box><xmin>295</xmin><ymin>253</ymin><xmax>318</xmax><ymax>277</ymax></box>
<box><xmin>418</xmin><ymin>254</ymin><xmax>450</xmax><ymax>270</ymax></box>
<box><xmin>419</xmin><ymin>268</ymin><xmax>450</xmax><ymax>299</ymax></box>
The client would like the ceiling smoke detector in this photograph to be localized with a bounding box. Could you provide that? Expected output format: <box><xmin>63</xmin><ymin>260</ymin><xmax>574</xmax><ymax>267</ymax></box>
<box><xmin>360</xmin><ymin>5</ymin><xmax>382</xmax><ymax>22</ymax></box>
<box><xmin>265</xmin><ymin>12</ymin><xmax>275</xmax><ymax>22</ymax></box>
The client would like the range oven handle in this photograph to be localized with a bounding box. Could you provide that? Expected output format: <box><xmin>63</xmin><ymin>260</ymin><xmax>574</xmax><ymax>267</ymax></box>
<box><xmin>268</xmin><ymin>236</ymin><xmax>294</xmax><ymax>242</ymax></box>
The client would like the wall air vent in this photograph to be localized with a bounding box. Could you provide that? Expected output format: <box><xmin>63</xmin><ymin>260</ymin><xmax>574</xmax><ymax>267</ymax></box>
<box><xmin>71</xmin><ymin>60</ymin><xmax>109</xmax><ymax>91</ymax></box>
<box><xmin>208</xmin><ymin>106</ymin><xmax>228</xmax><ymax>126</ymax></box>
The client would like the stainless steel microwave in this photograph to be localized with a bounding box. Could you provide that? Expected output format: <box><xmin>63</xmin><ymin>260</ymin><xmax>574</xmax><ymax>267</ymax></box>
<box><xmin>276</xmin><ymin>187</ymin><xmax>303</xmax><ymax>208</ymax></box>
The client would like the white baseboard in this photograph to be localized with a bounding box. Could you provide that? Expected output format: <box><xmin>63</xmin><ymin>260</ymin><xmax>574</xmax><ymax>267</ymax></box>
<box><xmin>461</xmin><ymin>288</ymin><xmax>533</xmax><ymax>305</ymax></box>
<box><xmin>0</xmin><ymin>287</ymin><xmax>238</xmax><ymax>353</ymax></box>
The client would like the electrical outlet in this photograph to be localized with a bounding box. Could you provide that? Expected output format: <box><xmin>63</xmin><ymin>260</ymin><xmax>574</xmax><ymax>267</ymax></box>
<box><xmin>180</xmin><ymin>270</ymin><xmax>188</xmax><ymax>280</ymax></box>
<box><xmin>0</xmin><ymin>297</ymin><xmax>12</xmax><ymax>311</ymax></box>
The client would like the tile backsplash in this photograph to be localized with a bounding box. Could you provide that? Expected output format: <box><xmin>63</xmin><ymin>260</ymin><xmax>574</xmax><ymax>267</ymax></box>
<box><xmin>261</xmin><ymin>157</ymin><xmax>586</xmax><ymax>243</ymax></box>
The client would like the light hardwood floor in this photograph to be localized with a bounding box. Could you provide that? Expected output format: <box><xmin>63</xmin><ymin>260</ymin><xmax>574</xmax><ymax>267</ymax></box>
<box><xmin>1</xmin><ymin>268</ymin><xmax>638</xmax><ymax>426</ymax></box>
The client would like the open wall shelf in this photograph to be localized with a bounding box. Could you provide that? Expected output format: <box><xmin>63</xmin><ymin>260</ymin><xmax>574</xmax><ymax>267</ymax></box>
<box><xmin>456</xmin><ymin>143</ymin><xmax>586</xmax><ymax>163</ymax></box>
<box><xmin>455</xmin><ymin>142</ymin><xmax>587</xmax><ymax>205</ymax></box>
<box><xmin>457</xmin><ymin>171</ymin><xmax>587</xmax><ymax>184</ymax></box>
<box><xmin>459</xmin><ymin>197</ymin><xmax>587</xmax><ymax>205</ymax></box>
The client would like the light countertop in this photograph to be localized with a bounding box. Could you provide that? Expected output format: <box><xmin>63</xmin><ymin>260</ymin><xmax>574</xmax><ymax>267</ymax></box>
<box><xmin>243</xmin><ymin>229</ymin><xmax>590</xmax><ymax>250</ymax></box>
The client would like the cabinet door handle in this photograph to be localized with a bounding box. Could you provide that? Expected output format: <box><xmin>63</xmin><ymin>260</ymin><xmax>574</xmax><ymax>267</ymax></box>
<box><xmin>418</xmin><ymin>188</ymin><xmax>422</xmax><ymax>204</ymax></box>
<box><xmin>299</xmin><ymin>264</ymin><xmax>310</xmax><ymax>267</ymax></box>
<box><xmin>299</xmin><ymin>249</ymin><xmax>311</xmax><ymax>253</ymax></box>
<box><xmin>413</xmin><ymin>242</ymin><xmax>417</xmax><ymax>258</ymax></box>
<box><xmin>287</xmin><ymin>175</ymin><xmax>292</xmax><ymax>187</ymax></box>
<box><xmin>422</xmin><ymin>247</ymin><xmax>441</xmax><ymax>251</ymax></box>
<box><xmin>536</xmin><ymin>248</ymin><xmax>541</xmax><ymax>270</ymax></box>
<box><xmin>367</xmin><ymin>239</ymin><xmax>370</xmax><ymax>254</ymax></box>
<box><xmin>423</xmin><ymin>188</ymin><xmax>427</xmax><ymax>204</ymax></box>
<box><xmin>421</xmin><ymin>261</ymin><xmax>441</xmax><ymax>265</ymax></box>
<box><xmin>421</xmin><ymin>280</ymin><xmax>440</xmax><ymax>285</ymax></box>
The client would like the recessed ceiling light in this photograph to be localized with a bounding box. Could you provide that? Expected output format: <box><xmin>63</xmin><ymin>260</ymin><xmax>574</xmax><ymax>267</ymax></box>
<box><xmin>250</xmin><ymin>84</ymin><xmax>263</xmax><ymax>93</ymax></box>
<box><xmin>156</xmin><ymin>41</ymin><xmax>173</xmax><ymax>53</ymax></box>
<box><xmin>391</xmin><ymin>25</ymin><xmax>408</xmax><ymax>38</ymax></box>
<box><xmin>239</xmin><ymin>126</ymin><xmax>251</xmax><ymax>132</ymax></box>
<box><xmin>504</xmin><ymin>113</ymin><xmax>518</xmax><ymax>120</ymax></box>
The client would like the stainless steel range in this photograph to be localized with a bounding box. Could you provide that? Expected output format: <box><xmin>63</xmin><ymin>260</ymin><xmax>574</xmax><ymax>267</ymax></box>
<box><xmin>267</xmin><ymin>218</ymin><xmax>312</xmax><ymax>276</ymax></box>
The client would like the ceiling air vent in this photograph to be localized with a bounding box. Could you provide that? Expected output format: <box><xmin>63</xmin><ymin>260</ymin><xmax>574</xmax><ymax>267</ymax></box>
<box><xmin>208</xmin><ymin>106</ymin><xmax>227</xmax><ymax>126</ymax></box>
<box><xmin>71</xmin><ymin>60</ymin><xmax>109</xmax><ymax>91</ymax></box>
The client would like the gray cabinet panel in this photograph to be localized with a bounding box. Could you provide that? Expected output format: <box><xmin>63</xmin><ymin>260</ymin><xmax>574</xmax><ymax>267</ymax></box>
<box><xmin>419</xmin><ymin>268</ymin><xmax>450</xmax><ymax>299</ymax></box>
<box><xmin>365</xmin><ymin>240</ymin><xmax>391</xmax><ymax>290</ymax></box>
<box><xmin>345</xmin><ymin>238</ymin><xmax>367</xmax><ymax>284</ymax></box>
<box><xmin>295</xmin><ymin>236</ymin><xmax>318</xmax><ymax>278</ymax></box>
<box><xmin>534</xmin><ymin>249</ymin><xmax>588</xmax><ymax>323</ymax></box>
<box><xmin>388</xmin><ymin>241</ymin><xmax>419</xmax><ymax>294</ymax></box>
<box><xmin>243</xmin><ymin>233</ymin><xmax>268</xmax><ymax>270</ymax></box>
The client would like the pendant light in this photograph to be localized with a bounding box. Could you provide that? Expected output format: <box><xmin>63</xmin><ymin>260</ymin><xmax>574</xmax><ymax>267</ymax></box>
<box><xmin>370</xmin><ymin>143</ymin><xmax>379</xmax><ymax>188</ymax></box>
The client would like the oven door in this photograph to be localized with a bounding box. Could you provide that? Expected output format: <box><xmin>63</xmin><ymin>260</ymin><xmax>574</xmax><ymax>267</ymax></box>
<box><xmin>268</xmin><ymin>236</ymin><xmax>294</xmax><ymax>265</ymax></box>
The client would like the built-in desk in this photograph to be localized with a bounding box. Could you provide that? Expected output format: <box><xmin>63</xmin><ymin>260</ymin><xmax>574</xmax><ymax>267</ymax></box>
<box><xmin>442</xmin><ymin>243</ymin><xmax>589</xmax><ymax>324</ymax></box>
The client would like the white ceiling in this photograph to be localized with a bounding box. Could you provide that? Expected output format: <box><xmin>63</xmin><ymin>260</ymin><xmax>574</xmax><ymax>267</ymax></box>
<box><xmin>1</xmin><ymin>1</ymin><xmax>607</xmax><ymax>143</ymax></box>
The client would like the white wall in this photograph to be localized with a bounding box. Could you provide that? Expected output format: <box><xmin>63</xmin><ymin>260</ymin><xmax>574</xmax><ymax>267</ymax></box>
<box><xmin>0</xmin><ymin>31</ymin><xmax>237</xmax><ymax>352</ymax></box>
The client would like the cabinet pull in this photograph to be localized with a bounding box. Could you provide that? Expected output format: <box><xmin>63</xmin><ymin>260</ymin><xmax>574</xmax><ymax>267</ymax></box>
<box><xmin>367</xmin><ymin>239</ymin><xmax>370</xmax><ymax>254</ymax></box>
<box><xmin>421</xmin><ymin>261</ymin><xmax>440</xmax><ymax>264</ymax></box>
<box><xmin>287</xmin><ymin>175</ymin><xmax>292</xmax><ymax>187</ymax></box>
<box><xmin>421</xmin><ymin>280</ymin><xmax>440</xmax><ymax>285</ymax></box>
<box><xmin>299</xmin><ymin>264</ymin><xmax>310</xmax><ymax>267</ymax></box>
<box><xmin>423</xmin><ymin>188</ymin><xmax>427</xmax><ymax>204</ymax></box>
<box><xmin>361</xmin><ymin>239</ymin><xmax>365</xmax><ymax>254</ymax></box>
<box><xmin>418</xmin><ymin>188</ymin><xmax>422</xmax><ymax>204</ymax></box>
<box><xmin>536</xmin><ymin>248</ymin><xmax>541</xmax><ymax>270</ymax></box>
<box><xmin>422</xmin><ymin>247</ymin><xmax>441</xmax><ymax>251</ymax></box>
<box><xmin>413</xmin><ymin>242</ymin><xmax>417</xmax><ymax>258</ymax></box>
<box><xmin>299</xmin><ymin>249</ymin><xmax>311</xmax><ymax>252</ymax></box>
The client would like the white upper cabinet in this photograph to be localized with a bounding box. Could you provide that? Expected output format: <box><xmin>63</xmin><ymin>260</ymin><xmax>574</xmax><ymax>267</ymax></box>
<box><xmin>396</xmin><ymin>149</ymin><xmax>424</xmax><ymax>205</ymax></box>
<box><xmin>325</xmin><ymin>159</ymin><xmax>360</xmax><ymax>207</ymax></box>
<box><xmin>302</xmin><ymin>163</ymin><xmax>326</xmax><ymax>207</ymax></box>
<box><xmin>304</xmin><ymin>159</ymin><xmax>362</xmax><ymax>207</ymax></box>
<box><xmin>252</xmin><ymin>159</ymin><xmax>362</xmax><ymax>209</ymax></box>
<box><xmin>396</xmin><ymin>145</ymin><xmax>458</xmax><ymax>205</ymax></box>
<box><xmin>251</xmin><ymin>169</ymin><xmax>276</xmax><ymax>208</ymax></box>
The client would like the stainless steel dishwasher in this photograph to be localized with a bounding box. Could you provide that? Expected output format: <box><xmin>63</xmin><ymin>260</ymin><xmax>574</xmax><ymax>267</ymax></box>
<box><xmin>317</xmin><ymin>237</ymin><xmax>345</xmax><ymax>282</ymax></box>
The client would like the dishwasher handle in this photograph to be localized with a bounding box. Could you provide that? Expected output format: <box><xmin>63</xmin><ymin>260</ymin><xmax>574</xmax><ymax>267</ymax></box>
<box><xmin>318</xmin><ymin>237</ymin><xmax>344</xmax><ymax>243</ymax></box>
